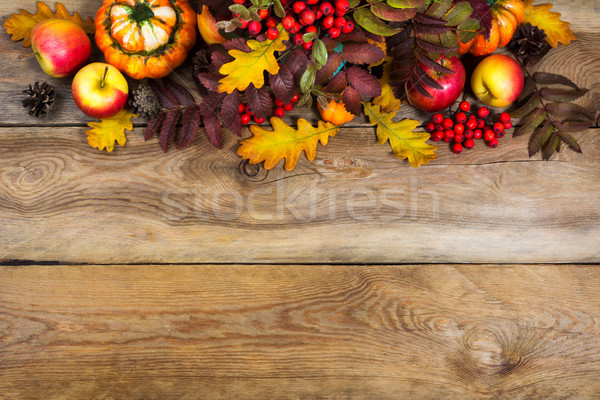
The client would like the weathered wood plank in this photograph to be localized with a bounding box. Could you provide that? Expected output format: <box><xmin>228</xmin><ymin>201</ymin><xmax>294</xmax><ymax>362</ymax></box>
<box><xmin>1</xmin><ymin>1</ymin><xmax>598</xmax><ymax>126</ymax></box>
<box><xmin>0</xmin><ymin>122</ymin><xmax>598</xmax><ymax>264</ymax></box>
<box><xmin>1</xmin><ymin>264</ymin><xmax>599</xmax><ymax>399</ymax></box>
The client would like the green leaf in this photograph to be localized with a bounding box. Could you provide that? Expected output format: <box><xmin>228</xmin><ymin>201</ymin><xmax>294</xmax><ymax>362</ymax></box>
<box><xmin>457</xmin><ymin>18</ymin><xmax>480</xmax><ymax>43</ymax></box>
<box><xmin>313</xmin><ymin>39</ymin><xmax>328</xmax><ymax>66</ymax></box>
<box><xmin>353</xmin><ymin>8</ymin><xmax>402</xmax><ymax>36</ymax></box>
<box><xmin>534</xmin><ymin>72</ymin><xmax>580</xmax><ymax>90</ymax></box>
<box><xmin>426</xmin><ymin>0</ymin><xmax>453</xmax><ymax>19</ymax></box>
<box><xmin>511</xmin><ymin>93</ymin><xmax>542</xmax><ymax>119</ymax></box>
<box><xmin>528</xmin><ymin>120</ymin><xmax>553</xmax><ymax>157</ymax></box>
<box><xmin>542</xmin><ymin>132</ymin><xmax>559</xmax><ymax>160</ymax></box>
<box><xmin>272</xmin><ymin>0</ymin><xmax>285</xmax><ymax>18</ymax></box>
<box><xmin>371</xmin><ymin>3</ymin><xmax>417</xmax><ymax>21</ymax></box>
<box><xmin>514</xmin><ymin>107</ymin><xmax>547</xmax><ymax>137</ymax></box>
<box><xmin>300</xmin><ymin>68</ymin><xmax>316</xmax><ymax>93</ymax></box>
<box><xmin>539</xmin><ymin>87</ymin><xmax>589</xmax><ymax>103</ymax></box>
<box><xmin>229</xmin><ymin>4</ymin><xmax>250</xmax><ymax>20</ymax></box>
<box><xmin>545</xmin><ymin>102</ymin><xmax>595</xmax><ymax>123</ymax></box>
<box><xmin>557</xmin><ymin>132</ymin><xmax>582</xmax><ymax>153</ymax></box>
<box><xmin>518</xmin><ymin>76</ymin><xmax>536</xmax><ymax>103</ymax></box>
<box><xmin>444</xmin><ymin>2</ymin><xmax>473</xmax><ymax>26</ymax></box>
<box><xmin>387</xmin><ymin>0</ymin><xmax>428</xmax><ymax>8</ymax></box>
<box><xmin>554</xmin><ymin>121</ymin><xmax>592</xmax><ymax>133</ymax></box>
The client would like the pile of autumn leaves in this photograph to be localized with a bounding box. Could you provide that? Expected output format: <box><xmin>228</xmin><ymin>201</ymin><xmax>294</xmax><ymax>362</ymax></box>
<box><xmin>4</xmin><ymin>0</ymin><xmax>581</xmax><ymax>170</ymax></box>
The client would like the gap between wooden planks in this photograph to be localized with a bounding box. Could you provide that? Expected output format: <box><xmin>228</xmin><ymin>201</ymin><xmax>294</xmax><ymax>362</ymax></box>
<box><xmin>1</xmin><ymin>264</ymin><xmax>599</xmax><ymax>399</ymax></box>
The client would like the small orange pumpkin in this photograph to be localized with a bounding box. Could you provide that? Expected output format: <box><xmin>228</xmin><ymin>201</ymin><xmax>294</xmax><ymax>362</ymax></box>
<box><xmin>459</xmin><ymin>0</ymin><xmax>524</xmax><ymax>57</ymax></box>
<box><xmin>95</xmin><ymin>0</ymin><xmax>197</xmax><ymax>79</ymax></box>
<box><xmin>318</xmin><ymin>99</ymin><xmax>355</xmax><ymax>125</ymax></box>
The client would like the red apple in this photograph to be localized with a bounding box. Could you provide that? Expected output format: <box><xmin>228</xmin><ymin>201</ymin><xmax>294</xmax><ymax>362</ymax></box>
<box><xmin>72</xmin><ymin>63</ymin><xmax>129</xmax><ymax>119</ymax></box>
<box><xmin>471</xmin><ymin>54</ymin><xmax>524</xmax><ymax>108</ymax></box>
<box><xmin>406</xmin><ymin>55</ymin><xmax>466</xmax><ymax>113</ymax></box>
<box><xmin>30</xmin><ymin>19</ymin><xmax>91</xmax><ymax>78</ymax></box>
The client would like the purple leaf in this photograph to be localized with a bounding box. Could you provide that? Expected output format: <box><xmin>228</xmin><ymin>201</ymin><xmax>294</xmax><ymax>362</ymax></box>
<box><xmin>163</xmin><ymin>77</ymin><xmax>196</xmax><ymax>107</ymax></box>
<box><xmin>149</xmin><ymin>80</ymin><xmax>178</xmax><ymax>109</ymax></box>
<box><xmin>220</xmin><ymin>91</ymin><xmax>242</xmax><ymax>137</ymax></box>
<box><xmin>270</xmin><ymin>64</ymin><xmax>297</xmax><ymax>105</ymax></box>
<box><xmin>159</xmin><ymin>110</ymin><xmax>180</xmax><ymax>152</ymax></box>
<box><xmin>342</xmin><ymin>86</ymin><xmax>362</xmax><ymax>116</ymax></box>
<box><xmin>347</xmin><ymin>66</ymin><xmax>382</xmax><ymax>98</ymax></box>
<box><xmin>145</xmin><ymin>112</ymin><xmax>165</xmax><ymax>141</ymax></box>
<box><xmin>342</xmin><ymin>42</ymin><xmax>386</xmax><ymax>65</ymax></box>
<box><xmin>244</xmin><ymin>84</ymin><xmax>273</xmax><ymax>119</ymax></box>
<box><xmin>178</xmin><ymin>106</ymin><xmax>202</xmax><ymax>149</ymax></box>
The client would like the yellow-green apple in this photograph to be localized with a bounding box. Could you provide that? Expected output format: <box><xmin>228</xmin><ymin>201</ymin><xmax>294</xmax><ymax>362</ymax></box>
<box><xmin>71</xmin><ymin>63</ymin><xmax>129</xmax><ymax>119</ymax></box>
<box><xmin>406</xmin><ymin>56</ymin><xmax>466</xmax><ymax>112</ymax></box>
<box><xmin>30</xmin><ymin>19</ymin><xmax>91</xmax><ymax>78</ymax></box>
<box><xmin>471</xmin><ymin>54</ymin><xmax>524</xmax><ymax>108</ymax></box>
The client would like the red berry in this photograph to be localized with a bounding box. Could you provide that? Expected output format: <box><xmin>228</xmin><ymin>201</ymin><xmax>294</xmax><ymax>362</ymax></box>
<box><xmin>274</xmin><ymin>99</ymin><xmax>284</xmax><ymax>107</ymax></box>
<box><xmin>452</xmin><ymin>142</ymin><xmax>463</xmax><ymax>154</ymax></box>
<box><xmin>274</xmin><ymin>107</ymin><xmax>285</xmax><ymax>118</ymax></box>
<box><xmin>284</xmin><ymin>102</ymin><xmax>295</xmax><ymax>111</ymax></box>
<box><xmin>334</xmin><ymin>16</ymin><xmax>346</xmax><ymax>29</ymax></box>
<box><xmin>290</xmin><ymin>22</ymin><xmax>302</xmax><ymax>34</ymax></box>
<box><xmin>493</xmin><ymin>122</ymin><xmax>504</xmax><ymax>134</ymax></box>
<box><xmin>334</xmin><ymin>8</ymin><xmax>345</xmax><ymax>16</ymax></box>
<box><xmin>488</xmin><ymin>138</ymin><xmax>499</xmax><ymax>148</ymax></box>
<box><xmin>426</xmin><ymin>122</ymin><xmax>435</xmax><ymax>132</ymax></box>
<box><xmin>442</xmin><ymin>118</ymin><xmax>454</xmax><ymax>130</ymax></box>
<box><xmin>454</xmin><ymin>134</ymin><xmax>465</xmax><ymax>143</ymax></box>
<box><xmin>432</xmin><ymin>130</ymin><xmax>444</xmax><ymax>141</ymax></box>
<box><xmin>341</xmin><ymin>21</ymin><xmax>354</xmax><ymax>33</ymax></box>
<box><xmin>305</xmin><ymin>25</ymin><xmax>317</xmax><ymax>34</ymax></box>
<box><xmin>455</xmin><ymin>112</ymin><xmax>467</xmax><ymax>124</ymax></box>
<box><xmin>463</xmin><ymin>138</ymin><xmax>475</xmax><ymax>149</ymax></box>
<box><xmin>473</xmin><ymin>129</ymin><xmax>483</xmax><ymax>140</ymax></box>
<box><xmin>335</xmin><ymin>0</ymin><xmax>350</xmax><ymax>12</ymax></box>
<box><xmin>468</xmin><ymin>114</ymin><xmax>477</xmax><ymax>120</ymax></box>
<box><xmin>294</xmin><ymin>33</ymin><xmax>304</xmax><ymax>45</ymax></box>
<box><xmin>248</xmin><ymin>20</ymin><xmax>262</xmax><ymax>35</ymax></box>
<box><xmin>293</xmin><ymin>1</ymin><xmax>307</xmax><ymax>14</ymax></box>
<box><xmin>233</xmin><ymin>0</ymin><xmax>245</xmax><ymax>3</ymax></box>
<box><xmin>466</xmin><ymin>119</ymin><xmax>477</xmax><ymax>130</ymax></box>
<box><xmin>328</xmin><ymin>27</ymin><xmax>341</xmax><ymax>38</ymax></box>
<box><xmin>483</xmin><ymin>129</ymin><xmax>495</xmax><ymax>142</ymax></box>
<box><xmin>499</xmin><ymin>112</ymin><xmax>511</xmax><ymax>123</ymax></box>
<box><xmin>319</xmin><ymin>2</ymin><xmax>334</xmax><ymax>15</ymax></box>
<box><xmin>477</xmin><ymin>106</ymin><xmax>490</xmax><ymax>118</ymax></box>
<box><xmin>459</xmin><ymin>101</ymin><xmax>471</xmax><ymax>112</ymax></box>
<box><xmin>241</xmin><ymin>113</ymin><xmax>251</xmax><ymax>125</ymax></box>
<box><xmin>443</xmin><ymin>129</ymin><xmax>455</xmax><ymax>143</ymax></box>
<box><xmin>266</xmin><ymin>16</ymin><xmax>278</xmax><ymax>28</ymax></box>
<box><xmin>253</xmin><ymin>116</ymin><xmax>265</xmax><ymax>124</ymax></box>
<box><xmin>299</xmin><ymin>9</ymin><xmax>315</xmax><ymax>25</ymax></box>
<box><xmin>245</xmin><ymin>105</ymin><xmax>254</xmax><ymax>116</ymax></box>
<box><xmin>238</xmin><ymin>102</ymin><xmax>245</xmax><ymax>114</ymax></box>
<box><xmin>291</xmin><ymin>94</ymin><xmax>300</xmax><ymax>102</ymax></box>
<box><xmin>266</xmin><ymin>26</ymin><xmax>279</xmax><ymax>40</ymax></box>
<box><xmin>432</xmin><ymin>113</ymin><xmax>444</xmax><ymax>124</ymax></box>
<box><xmin>477</xmin><ymin>119</ymin><xmax>485</xmax><ymax>129</ymax></box>
<box><xmin>239</xmin><ymin>19</ymin><xmax>249</xmax><ymax>29</ymax></box>
<box><xmin>258</xmin><ymin>8</ymin><xmax>270</xmax><ymax>19</ymax></box>
<box><xmin>454</xmin><ymin>123</ymin><xmax>465</xmax><ymax>135</ymax></box>
<box><xmin>495</xmin><ymin>130</ymin><xmax>505</xmax><ymax>139</ymax></box>
<box><xmin>503</xmin><ymin>121</ymin><xmax>512</xmax><ymax>130</ymax></box>
<box><xmin>282</xmin><ymin>16</ymin><xmax>295</xmax><ymax>30</ymax></box>
<box><xmin>307</xmin><ymin>0</ymin><xmax>319</xmax><ymax>4</ymax></box>
<box><xmin>322</xmin><ymin>15</ymin><xmax>334</xmax><ymax>29</ymax></box>
<box><xmin>464</xmin><ymin>129</ymin><xmax>474</xmax><ymax>139</ymax></box>
<box><xmin>303</xmin><ymin>41</ymin><xmax>313</xmax><ymax>50</ymax></box>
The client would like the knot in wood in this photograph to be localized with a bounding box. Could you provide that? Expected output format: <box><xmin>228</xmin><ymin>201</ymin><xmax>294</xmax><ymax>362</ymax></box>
<box><xmin>239</xmin><ymin>160</ymin><xmax>268</xmax><ymax>182</ymax></box>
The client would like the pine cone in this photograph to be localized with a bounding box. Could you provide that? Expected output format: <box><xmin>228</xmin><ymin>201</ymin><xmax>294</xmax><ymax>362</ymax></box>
<box><xmin>509</xmin><ymin>23</ymin><xmax>549</xmax><ymax>66</ymax></box>
<box><xmin>22</xmin><ymin>82</ymin><xmax>55</xmax><ymax>117</ymax></box>
<box><xmin>129</xmin><ymin>82</ymin><xmax>160</xmax><ymax>119</ymax></box>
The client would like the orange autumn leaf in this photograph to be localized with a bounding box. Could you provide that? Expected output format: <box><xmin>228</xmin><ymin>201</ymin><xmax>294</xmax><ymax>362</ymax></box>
<box><xmin>238</xmin><ymin>117</ymin><xmax>339</xmax><ymax>171</ymax></box>
<box><xmin>4</xmin><ymin>1</ymin><xmax>95</xmax><ymax>48</ymax></box>
<box><xmin>85</xmin><ymin>110</ymin><xmax>137</xmax><ymax>152</ymax></box>
<box><xmin>522</xmin><ymin>0</ymin><xmax>576</xmax><ymax>47</ymax></box>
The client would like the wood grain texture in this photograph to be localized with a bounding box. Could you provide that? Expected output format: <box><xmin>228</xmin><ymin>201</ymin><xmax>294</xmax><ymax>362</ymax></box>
<box><xmin>1</xmin><ymin>264</ymin><xmax>600</xmax><ymax>399</ymax></box>
<box><xmin>1</xmin><ymin>119</ymin><xmax>599</xmax><ymax>264</ymax></box>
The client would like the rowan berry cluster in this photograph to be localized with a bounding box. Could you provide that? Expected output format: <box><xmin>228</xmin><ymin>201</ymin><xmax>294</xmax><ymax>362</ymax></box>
<box><xmin>233</xmin><ymin>0</ymin><xmax>354</xmax><ymax>49</ymax></box>
<box><xmin>239</xmin><ymin>94</ymin><xmax>300</xmax><ymax>125</ymax></box>
<box><xmin>426</xmin><ymin>101</ymin><xmax>513</xmax><ymax>154</ymax></box>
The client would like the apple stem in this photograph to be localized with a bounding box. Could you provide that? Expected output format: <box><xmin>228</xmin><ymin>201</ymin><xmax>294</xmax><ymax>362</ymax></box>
<box><xmin>100</xmin><ymin>66</ymin><xmax>109</xmax><ymax>89</ymax></box>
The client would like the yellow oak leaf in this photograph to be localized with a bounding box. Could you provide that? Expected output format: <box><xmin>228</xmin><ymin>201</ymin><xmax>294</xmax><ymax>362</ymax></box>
<box><xmin>238</xmin><ymin>117</ymin><xmax>339</xmax><ymax>171</ymax></box>
<box><xmin>85</xmin><ymin>110</ymin><xmax>137</xmax><ymax>152</ymax></box>
<box><xmin>218</xmin><ymin>25</ymin><xmax>289</xmax><ymax>94</ymax></box>
<box><xmin>3</xmin><ymin>1</ymin><xmax>95</xmax><ymax>48</ymax></box>
<box><xmin>364</xmin><ymin>102</ymin><xmax>437</xmax><ymax>167</ymax></box>
<box><xmin>373</xmin><ymin>58</ymin><xmax>403</xmax><ymax>114</ymax></box>
<box><xmin>522</xmin><ymin>0</ymin><xmax>576</xmax><ymax>47</ymax></box>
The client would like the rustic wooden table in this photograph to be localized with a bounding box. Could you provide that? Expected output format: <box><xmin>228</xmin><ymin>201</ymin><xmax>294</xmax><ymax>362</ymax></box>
<box><xmin>1</xmin><ymin>0</ymin><xmax>600</xmax><ymax>398</ymax></box>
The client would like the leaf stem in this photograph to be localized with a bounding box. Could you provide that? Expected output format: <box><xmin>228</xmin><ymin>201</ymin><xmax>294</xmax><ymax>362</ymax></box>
<box><xmin>100</xmin><ymin>66</ymin><xmax>109</xmax><ymax>89</ymax></box>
